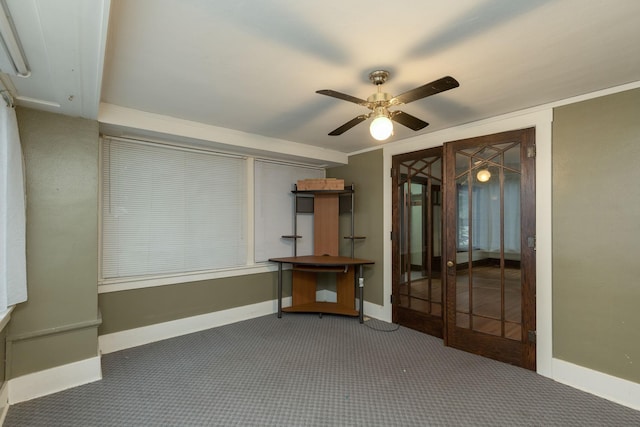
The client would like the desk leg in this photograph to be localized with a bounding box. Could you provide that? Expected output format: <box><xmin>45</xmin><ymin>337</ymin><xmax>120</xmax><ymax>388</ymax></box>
<box><xmin>277</xmin><ymin>263</ymin><xmax>283</xmax><ymax>318</ymax></box>
<box><xmin>358</xmin><ymin>265</ymin><xmax>364</xmax><ymax>324</ymax></box>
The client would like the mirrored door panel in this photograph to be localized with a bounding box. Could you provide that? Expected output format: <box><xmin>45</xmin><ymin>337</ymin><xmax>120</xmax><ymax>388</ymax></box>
<box><xmin>392</xmin><ymin>147</ymin><xmax>443</xmax><ymax>337</ymax></box>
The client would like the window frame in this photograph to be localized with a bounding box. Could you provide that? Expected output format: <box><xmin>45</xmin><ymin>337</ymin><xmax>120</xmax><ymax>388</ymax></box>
<box><xmin>98</xmin><ymin>136</ymin><xmax>324</xmax><ymax>294</ymax></box>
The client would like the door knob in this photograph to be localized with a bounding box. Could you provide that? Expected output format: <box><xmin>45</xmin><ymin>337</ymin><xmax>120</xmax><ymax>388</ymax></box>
<box><xmin>446</xmin><ymin>260</ymin><xmax>454</xmax><ymax>268</ymax></box>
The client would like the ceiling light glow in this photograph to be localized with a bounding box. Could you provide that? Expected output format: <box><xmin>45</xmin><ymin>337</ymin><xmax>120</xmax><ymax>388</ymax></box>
<box><xmin>476</xmin><ymin>169</ymin><xmax>491</xmax><ymax>182</ymax></box>
<box><xmin>369</xmin><ymin>114</ymin><xmax>393</xmax><ymax>141</ymax></box>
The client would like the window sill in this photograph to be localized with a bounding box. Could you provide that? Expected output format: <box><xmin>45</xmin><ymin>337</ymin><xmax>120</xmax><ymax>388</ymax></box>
<box><xmin>0</xmin><ymin>306</ymin><xmax>14</xmax><ymax>331</ymax></box>
<box><xmin>98</xmin><ymin>263</ymin><xmax>279</xmax><ymax>294</ymax></box>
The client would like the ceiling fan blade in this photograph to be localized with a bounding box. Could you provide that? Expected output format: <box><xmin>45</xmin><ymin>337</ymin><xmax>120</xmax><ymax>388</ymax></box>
<box><xmin>390</xmin><ymin>76</ymin><xmax>459</xmax><ymax>105</ymax></box>
<box><xmin>316</xmin><ymin>89</ymin><xmax>369</xmax><ymax>106</ymax></box>
<box><xmin>391</xmin><ymin>111</ymin><xmax>429</xmax><ymax>131</ymax></box>
<box><xmin>328</xmin><ymin>114</ymin><xmax>369</xmax><ymax>136</ymax></box>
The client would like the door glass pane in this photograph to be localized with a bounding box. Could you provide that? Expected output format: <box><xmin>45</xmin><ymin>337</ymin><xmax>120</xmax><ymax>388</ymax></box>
<box><xmin>398</xmin><ymin>155</ymin><xmax>443</xmax><ymax>318</ymax></box>
<box><xmin>471</xmin><ymin>165</ymin><xmax>501</xmax><ymax>336</ymax></box>
<box><xmin>454</xmin><ymin>142</ymin><xmax>522</xmax><ymax>341</ymax></box>
<box><xmin>455</xmin><ymin>166</ymin><xmax>470</xmax><ymax>329</ymax></box>
<box><xmin>399</xmin><ymin>182</ymin><xmax>409</xmax><ymax>284</ymax></box>
<box><xmin>504</xmin><ymin>168</ymin><xmax>522</xmax><ymax>340</ymax></box>
<box><xmin>431</xmin><ymin>157</ymin><xmax>443</xmax><ymax>315</ymax></box>
<box><xmin>505</xmin><ymin>144</ymin><xmax>521</xmax><ymax>172</ymax></box>
<box><xmin>412</xmin><ymin>160</ymin><xmax>427</xmax><ymax>175</ymax></box>
<box><xmin>410</xmin><ymin>183</ymin><xmax>422</xmax><ymax>279</ymax></box>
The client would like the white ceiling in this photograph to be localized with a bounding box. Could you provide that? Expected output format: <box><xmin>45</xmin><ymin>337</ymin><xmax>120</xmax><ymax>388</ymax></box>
<box><xmin>3</xmin><ymin>0</ymin><xmax>640</xmax><ymax>161</ymax></box>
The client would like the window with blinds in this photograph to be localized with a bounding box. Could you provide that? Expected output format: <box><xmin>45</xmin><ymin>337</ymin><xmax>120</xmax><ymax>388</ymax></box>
<box><xmin>101</xmin><ymin>138</ymin><xmax>247</xmax><ymax>280</ymax></box>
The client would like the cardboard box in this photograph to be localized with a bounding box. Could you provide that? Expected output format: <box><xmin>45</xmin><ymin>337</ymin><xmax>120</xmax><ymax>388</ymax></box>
<box><xmin>297</xmin><ymin>178</ymin><xmax>344</xmax><ymax>191</ymax></box>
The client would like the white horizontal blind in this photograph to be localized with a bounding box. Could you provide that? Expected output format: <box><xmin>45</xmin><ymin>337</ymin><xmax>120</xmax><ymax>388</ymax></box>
<box><xmin>254</xmin><ymin>160</ymin><xmax>323</xmax><ymax>262</ymax></box>
<box><xmin>102</xmin><ymin>138</ymin><xmax>247</xmax><ymax>279</ymax></box>
<box><xmin>0</xmin><ymin>100</ymin><xmax>27</xmax><ymax>310</ymax></box>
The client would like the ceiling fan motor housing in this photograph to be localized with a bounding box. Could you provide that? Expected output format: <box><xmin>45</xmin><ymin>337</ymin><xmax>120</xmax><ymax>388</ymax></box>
<box><xmin>367</xmin><ymin>91</ymin><xmax>392</xmax><ymax>105</ymax></box>
<box><xmin>372</xmin><ymin>105</ymin><xmax>390</xmax><ymax>118</ymax></box>
<box><xmin>368</xmin><ymin>70</ymin><xmax>392</xmax><ymax>110</ymax></box>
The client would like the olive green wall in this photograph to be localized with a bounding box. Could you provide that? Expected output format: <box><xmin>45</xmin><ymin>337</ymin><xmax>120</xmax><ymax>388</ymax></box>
<box><xmin>9</xmin><ymin>107</ymin><xmax>100</xmax><ymax>378</ymax></box>
<box><xmin>99</xmin><ymin>271</ymin><xmax>285</xmax><ymax>334</ymax></box>
<box><xmin>552</xmin><ymin>88</ymin><xmax>640</xmax><ymax>383</ymax></box>
<box><xmin>328</xmin><ymin>149</ymin><xmax>384</xmax><ymax>306</ymax></box>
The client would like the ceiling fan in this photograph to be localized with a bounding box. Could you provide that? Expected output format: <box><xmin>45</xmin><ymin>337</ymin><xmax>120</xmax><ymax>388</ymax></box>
<box><xmin>316</xmin><ymin>70</ymin><xmax>459</xmax><ymax>141</ymax></box>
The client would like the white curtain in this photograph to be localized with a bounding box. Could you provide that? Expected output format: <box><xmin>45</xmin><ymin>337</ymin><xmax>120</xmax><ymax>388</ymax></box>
<box><xmin>0</xmin><ymin>98</ymin><xmax>27</xmax><ymax>311</ymax></box>
<box><xmin>472</xmin><ymin>175</ymin><xmax>520</xmax><ymax>253</ymax></box>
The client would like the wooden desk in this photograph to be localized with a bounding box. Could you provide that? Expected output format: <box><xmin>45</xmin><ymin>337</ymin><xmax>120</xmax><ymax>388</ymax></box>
<box><xmin>269</xmin><ymin>255</ymin><xmax>374</xmax><ymax>323</ymax></box>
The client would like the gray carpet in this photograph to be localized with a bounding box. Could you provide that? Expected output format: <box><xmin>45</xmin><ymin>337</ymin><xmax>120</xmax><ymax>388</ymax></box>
<box><xmin>5</xmin><ymin>314</ymin><xmax>640</xmax><ymax>426</ymax></box>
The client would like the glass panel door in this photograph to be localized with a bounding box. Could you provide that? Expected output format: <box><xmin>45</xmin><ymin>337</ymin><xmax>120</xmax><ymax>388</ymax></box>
<box><xmin>444</xmin><ymin>129</ymin><xmax>536</xmax><ymax>370</ymax></box>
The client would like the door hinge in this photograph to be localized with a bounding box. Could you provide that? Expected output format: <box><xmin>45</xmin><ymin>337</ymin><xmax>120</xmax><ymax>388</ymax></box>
<box><xmin>527</xmin><ymin>236</ymin><xmax>536</xmax><ymax>251</ymax></box>
<box><xmin>528</xmin><ymin>330</ymin><xmax>537</xmax><ymax>344</ymax></box>
<box><xmin>390</xmin><ymin>231</ymin><xmax>394</xmax><ymax>241</ymax></box>
<box><xmin>390</xmin><ymin>294</ymin><xmax>394</xmax><ymax>304</ymax></box>
<box><xmin>527</xmin><ymin>145</ymin><xmax>536</xmax><ymax>158</ymax></box>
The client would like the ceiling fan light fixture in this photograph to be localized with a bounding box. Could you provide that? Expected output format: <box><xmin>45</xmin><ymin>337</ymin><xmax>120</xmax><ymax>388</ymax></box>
<box><xmin>370</xmin><ymin>109</ymin><xmax>393</xmax><ymax>141</ymax></box>
<box><xmin>317</xmin><ymin>71</ymin><xmax>458</xmax><ymax>139</ymax></box>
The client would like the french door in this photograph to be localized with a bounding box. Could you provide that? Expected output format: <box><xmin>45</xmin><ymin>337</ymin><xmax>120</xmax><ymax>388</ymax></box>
<box><xmin>392</xmin><ymin>128</ymin><xmax>536</xmax><ymax>370</ymax></box>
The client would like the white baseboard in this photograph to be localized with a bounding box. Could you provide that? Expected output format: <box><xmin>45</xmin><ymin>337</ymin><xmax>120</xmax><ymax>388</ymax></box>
<box><xmin>0</xmin><ymin>381</ymin><xmax>9</xmax><ymax>425</ymax></box>
<box><xmin>99</xmin><ymin>297</ymin><xmax>291</xmax><ymax>354</ymax></box>
<box><xmin>552</xmin><ymin>358</ymin><xmax>640</xmax><ymax>411</ymax></box>
<box><xmin>362</xmin><ymin>300</ymin><xmax>388</xmax><ymax>322</ymax></box>
<box><xmin>98</xmin><ymin>291</ymin><xmax>386</xmax><ymax>356</ymax></box>
<box><xmin>98</xmin><ymin>294</ymin><xmax>387</xmax><ymax>356</ymax></box>
<box><xmin>8</xmin><ymin>356</ymin><xmax>102</xmax><ymax>405</ymax></box>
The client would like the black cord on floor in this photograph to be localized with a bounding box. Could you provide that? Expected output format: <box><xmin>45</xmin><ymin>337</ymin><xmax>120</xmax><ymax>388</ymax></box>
<box><xmin>363</xmin><ymin>320</ymin><xmax>401</xmax><ymax>332</ymax></box>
